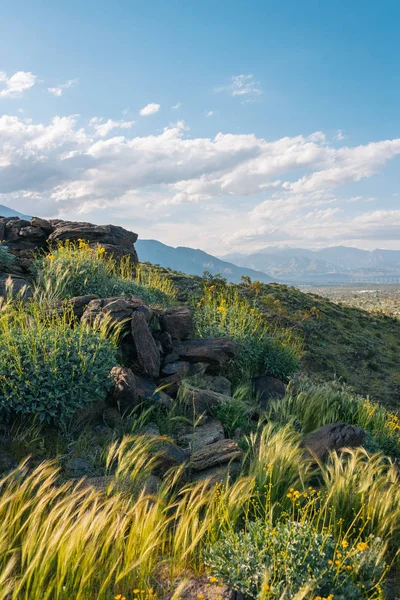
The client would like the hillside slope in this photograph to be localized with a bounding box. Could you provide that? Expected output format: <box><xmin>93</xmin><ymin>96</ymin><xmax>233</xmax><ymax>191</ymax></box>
<box><xmin>136</xmin><ymin>239</ymin><xmax>275</xmax><ymax>284</ymax></box>
<box><xmin>0</xmin><ymin>204</ymin><xmax>31</xmax><ymax>219</ymax></box>
<box><xmin>156</xmin><ymin>267</ymin><xmax>400</xmax><ymax>407</ymax></box>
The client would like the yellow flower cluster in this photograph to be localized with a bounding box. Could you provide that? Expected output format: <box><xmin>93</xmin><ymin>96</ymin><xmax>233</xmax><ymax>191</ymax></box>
<box><xmin>314</xmin><ymin>595</ymin><xmax>334</xmax><ymax>600</ymax></box>
<box><xmin>115</xmin><ymin>588</ymin><xmax>155</xmax><ymax>600</ymax></box>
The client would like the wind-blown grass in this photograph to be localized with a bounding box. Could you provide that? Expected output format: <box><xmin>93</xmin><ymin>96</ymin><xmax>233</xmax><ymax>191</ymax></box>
<box><xmin>0</xmin><ymin>428</ymin><xmax>397</xmax><ymax>599</ymax></box>
<box><xmin>33</xmin><ymin>240</ymin><xmax>177</xmax><ymax>306</ymax></box>
<box><xmin>267</xmin><ymin>378</ymin><xmax>400</xmax><ymax>459</ymax></box>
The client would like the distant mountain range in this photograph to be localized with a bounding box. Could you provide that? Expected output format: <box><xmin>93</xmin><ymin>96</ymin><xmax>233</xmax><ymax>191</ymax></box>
<box><xmin>222</xmin><ymin>246</ymin><xmax>400</xmax><ymax>283</ymax></box>
<box><xmin>136</xmin><ymin>239</ymin><xmax>274</xmax><ymax>284</ymax></box>
<box><xmin>0</xmin><ymin>204</ymin><xmax>31</xmax><ymax>219</ymax></box>
<box><xmin>1</xmin><ymin>204</ymin><xmax>399</xmax><ymax>284</ymax></box>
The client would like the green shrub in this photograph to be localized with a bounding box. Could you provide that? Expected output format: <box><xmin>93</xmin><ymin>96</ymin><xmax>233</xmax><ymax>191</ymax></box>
<box><xmin>0</xmin><ymin>244</ymin><xmax>15</xmax><ymax>271</ymax></box>
<box><xmin>194</xmin><ymin>286</ymin><xmax>300</xmax><ymax>384</ymax></box>
<box><xmin>0</xmin><ymin>300</ymin><xmax>117</xmax><ymax>425</ymax></box>
<box><xmin>33</xmin><ymin>240</ymin><xmax>177</xmax><ymax>306</ymax></box>
<box><xmin>204</xmin><ymin>518</ymin><xmax>385</xmax><ymax>600</ymax></box>
<box><xmin>212</xmin><ymin>385</ymin><xmax>256</xmax><ymax>437</ymax></box>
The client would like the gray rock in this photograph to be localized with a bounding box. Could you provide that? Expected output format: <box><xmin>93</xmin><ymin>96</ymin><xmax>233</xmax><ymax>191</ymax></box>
<box><xmin>192</xmin><ymin>462</ymin><xmax>241</xmax><ymax>486</ymax></box>
<box><xmin>178</xmin><ymin>419</ymin><xmax>225</xmax><ymax>452</ymax></box>
<box><xmin>160</xmin><ymin>306</ymin><xmax>193</xmax><ymax>340</ymax></box>
<box><xmin>182</xmin><ymin>385</ymin><xmax>233</xmax><ymax>415</ymax></box>
<box><xmin>302</xmin><ymin>421</ymin><xmax>366</xmax><ymax>461</ymax></box>
<box><xmin>169</xmin><ymin>338</ymin><xmax>239</xmax><ymax>373</ymax></box>
<box><xmin>200</xmin><ymin>375</ymin><xmax>232</xmax><ymax>396</ymax></box>
<box><xmin>59</xmin><ymin>295</ymin><xmax>99</xmax><ymax>319</ymax></box>
<box><xmin>190</xmin><ymin>439</ymin><xmax>241</xmax><ymax>471</ymax></box>
<box><xmin>253</xmin><ymin>375</ymin><xmax>287</xmax><ymax>410</ymax></box>
<box><xmin>131</xmin><ymin>311</ymin><xmax>161</xmax><ymax>379</ymax></box>
<box><xmin>107</xmin><ymin>366</ymin><xmax>139</xmax><ymax>413</ymax></box>
<box><xmin>82</xmin><ymin>295</ymin><xmax>147</xmax><ymax>325</ymax></box>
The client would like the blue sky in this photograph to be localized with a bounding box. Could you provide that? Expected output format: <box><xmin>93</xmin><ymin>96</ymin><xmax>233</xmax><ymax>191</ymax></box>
<box><xmin>0</xmin><ymin>0</ymin><xmax>399</xmax><ymax>253</ymax></box>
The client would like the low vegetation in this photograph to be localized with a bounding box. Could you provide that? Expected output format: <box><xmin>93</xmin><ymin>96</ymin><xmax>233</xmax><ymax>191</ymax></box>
<box><xmin>34</xmin><ymin>239</ymin><xmax>177</xmax><ymax>306</ymax></box>
<box><xmin>194</xmin><ymin>284</ymin><xmax>301</xmax><ymax>384</ymax></box>
<box><xmin>0</xmin><ymin>236</ymin><xmax>399</xmax><ymax>599</ymax></box>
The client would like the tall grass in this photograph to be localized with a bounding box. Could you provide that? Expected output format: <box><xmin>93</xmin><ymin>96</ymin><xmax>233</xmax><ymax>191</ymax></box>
<box><xmin>34</xmin><ymin>240</ymin><xmax>177</xmax><ymax>306</ymax></box>
<box><xmin>268</xmin><ymin>379</ymin><xmax>400</xmax><ymax>459</ymax></box>
<box><xmin>0</xmin><ymin>427</ymin><xmax>397</xmax><ymax>599</ymax></box>
<box><xmin>194</xmin><ymin>286</ymin><xmax>301</xmax><ymax>384</ymax></box>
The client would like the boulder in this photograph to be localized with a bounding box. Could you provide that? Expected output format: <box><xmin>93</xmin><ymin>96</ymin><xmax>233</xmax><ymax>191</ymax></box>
<box><xmin>190</xmin><ymin>439</ymin><xmax>241</xmax><ymax>471</ymax></box>
<box><xmin>107</xmin><ymin>366</ymin><xmax>139</xmax><ymax>413</ymax></box>
<box><xmin>48</xmin><ymin>221</ymin><xmax>138</xmax><ymax>247</ymax></box>
<box><xmin>156</xmin><ymin>440</ymin><xmax>187</xmax><ymax>476</ymax></box>
<box><xmin>134</xmin><ymin>375</ymin><xmax>173</xmax><ymax>408</ymax></box>
<box><xmin>192</xmin><ymin>462</ymin><xmax>241</xmax><ymax>486</ymax></box>
<box><xmin>200</xmin><ymin>375</ymin><xmax>232</xmax><ymax>396</ymax></box>
<box><xmin>30</xmin><ymin>217</ymin><xmax>54</xmax><ymax>232</ymax></box>
<box><xmin>181</xmin><ymin>385</ymin><xmax>233</xmax><ymax>415</ymax></box>
<box><xmin>253</xmin><ymin>375</ymin><xmax>287</xmax><ymax>410</ymax></box>
<box><xmin>178</xmin><ymin>418</ymin><xmax>225</xmax><ymax>452</ymax></box>
<box><xmin>160</xmin><ymin>306</ymin><xmax>193</xmax><ymax>340</ymax></box>
<box><xmin>0</xmin><ymin>275</ymin><xmax>32</xmax><ymax>298</ymax></box>
<box><xmin>165</xmin><ymin>338</ymin><xmax>239</xmax><ymax>373</ymax></box>
<box><xmin>302</xmin><ymin>421</ymin><xmax>366</xmax><ymax>461</ymax></box>
<box><xmin>81</xmin><ymin>295</ymin><xmax>147</xmax><ymax>324</ymax></box>
<box><xmin>60</xmin><ymin>295</ymin><xmax>99</xmax><ymax>319</ymax></box>
<box><xmin>131</xmin><ymin>311</ymin><xmax>161</xmax><ymax>379</ymax></box>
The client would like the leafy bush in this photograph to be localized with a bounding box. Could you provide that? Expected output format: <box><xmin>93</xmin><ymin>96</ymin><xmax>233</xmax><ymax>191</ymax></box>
<box><xmin>212</xmin><ymin>385</ymin><xmax>257</xmax><ymax>437</ymax></box>
<box><xmin>0</xmin><ymin>244</ymin><xmax>15</xmax><ymax>271</ymax></box>
<box><xmin>0</xmin><ymin>299</ymin><xmax>117</xmax><ymax>424</ymax></box>
<box><xmin>33</xmin><ymin>240</ymin><xmax>177</xmax><ymax>306</ymax></box>
<box><xmin>204</xmin><ymin>518</ymin><xmax>385</xmax><ymax>600</ymax></box>
<box><xmin>194</xmin><ymin>286</ymin><xmax>301</xmax><ymax>384</ymax></box>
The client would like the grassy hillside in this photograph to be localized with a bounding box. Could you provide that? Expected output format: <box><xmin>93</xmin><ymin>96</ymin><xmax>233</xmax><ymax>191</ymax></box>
<box><xmin>153</xmin><ymin>266</ymin><xmax>400</xmax><ymax>407</ymax></box>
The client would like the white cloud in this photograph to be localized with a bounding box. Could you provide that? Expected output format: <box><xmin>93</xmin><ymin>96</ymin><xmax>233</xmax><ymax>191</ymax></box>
<box><xmin>139</xmin><ymin>103</ymin><xmax>160</xmax><ymax>116</ymax></box>
<box><xmin>0</xmin><ymin>71</ymin><xmax>37</xmax><ymax>98</ymax></box>
<box><xmin>1</xmin><ymin>113</ymin><xmax>400</xmax><ymax>252</ymax></box>
<box><xmin>47</xmin><ymin>78</ymin><xmax>79</xmax><ymax>97</ymax></box>
<box><xmin>216</xmin><ymin>74</ymin><xmax>263</xmax><ymax>102</ymax></box>
<box><xmin>335</xmin><ymin>129</ymin><xmax>346</xmax><ymax>141</ymax></box>
<box><xmin>171</xmin><ymin>102</ymin><xmax>181</xmax><ymax>110</ymax></box>
<box><xmin>88</xmin><ymin>117</ymin><xmax>135</xmax><ymax>137</ymax></box>
<box><xmin>205</xmin><ymin>110</ymin><xmax>214</xmax><ymax>117</ymax></box>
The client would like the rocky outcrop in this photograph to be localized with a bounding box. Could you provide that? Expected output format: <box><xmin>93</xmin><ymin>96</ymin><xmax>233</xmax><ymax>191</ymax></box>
<box><xmin>253</xmin><ymin>375</ymin><xmax>287</xmax><ymax>410</ymax></box>
<box><xmin>190</xmin><ymin>439</ymin><xmax>242</xmax><ymax>471</ymax></box>
<box><xmin>302</xmin><ymin>421</ymin><xmax>366</xmax><ymax>461</ymax></box>
<box><xmin>160</xmin><ymin>306</ymin><xmax>193</xmax><ymax>340</ymax></box>
<box><xmin>178</xmin><ymin>419</ymin><xmax>225</xmax><ymax>452</ymax></box>
<box><xmin>0</xmin><ymin>217</ymin><xmax>138</xmax><ymax>274</ymax></box>
<box><xmin>131</xmin><ymin>311</ymin><xmax>161</xmax><ymax>379</ymax></box>
<box><xmin>82</xmin><ymin>295</ymin><xmax>147</xmax><ymax>324</ymax></box>
<box><xmin>164</xmin><ymin>338</ymin><xmax>239</xmax><ymax>373</ymax></box>
<box><xmin>181</xmin><ymin>385</ymin><xmax>233</xmax><ymax>415</ymax></box>
<box><xmin>107</xmin><ymin>366</ymin><xmax>139</xmax><ymax>413</ymax></box>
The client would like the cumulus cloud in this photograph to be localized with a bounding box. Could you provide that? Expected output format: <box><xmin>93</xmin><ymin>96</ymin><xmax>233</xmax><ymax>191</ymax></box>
<box><xmin>88</xmin><ymin>117</ymin><xmax>135</xmax><ymax>138</ymax></box>
<box><xmin>139</xmin><ymin>103</ymin><xmax>160</xmax><ymax>116</ymax></box>
<box><xmin>0</xmin><ymin>71</ymin><xmax>37</xmax><ymax>98</ymax></box>
<box><xmin>205</xmin><ymin>110</ymin><xmax>214</xmax><ymax>117</ymax></box>
<box><xmin>216</xmin><ymin>74</ymin><xmax>263</xmax><ymax>102</ymax></box>
<box><xmin>47</xmin><ymin>78</ymin><xmax>79</xmax><ymax>96</ymax></box>
<box><xmin>171</xmin><ymin>102</ymin><xmax>181</xmax><ymax>109</ymax></box>
<box><xmin>1</xmin><ymin>112</ymin><xmax>400</xmax><ymax>252</ymax></box>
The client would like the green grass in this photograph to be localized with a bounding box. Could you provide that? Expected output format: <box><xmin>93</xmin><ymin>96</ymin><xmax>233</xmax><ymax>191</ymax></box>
<box><xmin>267</xmin><ymin>378</ymin><xmax>400</xmax><ymax>460</ymax></box>
<box><xmin>0</xmin><ymin>429</ymin><xmax>398</xmax><ymax>599</ymax></box>
<box><xmin>193</xmin><ymin>285</ymin><xmax>301</xmax><ymax>385</ymax></box>
<box><xmin>33</xmin><ymin>240</ymin><xmax>178</xmax><ymax>307</ymax></box>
